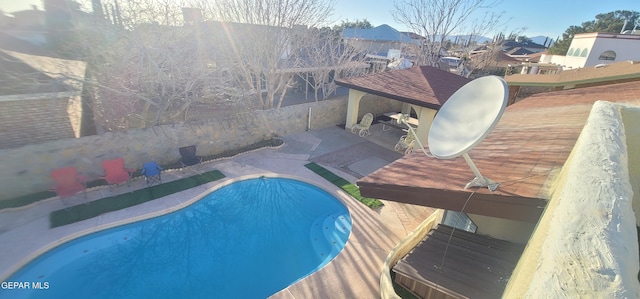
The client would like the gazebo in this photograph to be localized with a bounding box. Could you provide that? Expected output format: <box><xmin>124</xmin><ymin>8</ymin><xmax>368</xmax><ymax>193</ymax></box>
<box><xmin>335</xmin><ymin>66</ymin><xmax>470</xmax><ymax>146</ymax></box>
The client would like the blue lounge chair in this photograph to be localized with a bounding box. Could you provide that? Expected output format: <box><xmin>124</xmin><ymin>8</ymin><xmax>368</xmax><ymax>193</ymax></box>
<box><xmin>141</xmin><ymin>161</ymin><xmax>162</xmax><ymax>186</ymax></box>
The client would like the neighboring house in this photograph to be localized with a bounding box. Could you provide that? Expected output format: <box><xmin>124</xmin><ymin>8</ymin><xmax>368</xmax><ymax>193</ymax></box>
<box><xmin>501</xmin><ymin>39</ymin><xmax>547</xmax><ymax>54</ymax></box>
<box><xmin>542</xmin><ymin>32</ymin><xmax>640</xmax><ymax>70</ymax></box>
<box><xmin>505</xmin><ymin>60</ymin><xmax>640</xmax><ymax>104</ymax></box>
<box><xmin>190</xmin><ymin>18</ymin><xmax>370</xmax><ymax>98</ymax></box>
<box><xmin>0</xmin><ymin>48</ymin><xmax>86</xmax><ymax>149</ymax></box>
<box><xmin>357</xmin><ymin>79</ymin><xmax>640</xmax><ymax>298</ymax></box>
<box><xmin>341</xmin><ymin>24</ymin><xmax>418</xmax><ymax>57</ymax></box>
<box><xmin>0</xmin><ymin>6</ymin><xmax>47</xmax><ymax>46</ymax></box>
<box><xmin>505</xmin><ymin>46</ymin><xmax>534</xmax><ymax>56</ymax></box>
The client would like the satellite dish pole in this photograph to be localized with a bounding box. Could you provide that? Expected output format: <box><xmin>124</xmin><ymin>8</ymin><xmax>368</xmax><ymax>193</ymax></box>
<box><xmin>461</xmin><ymin>152</ymin><xmax>499</xmax><ymax>191</ymax></box>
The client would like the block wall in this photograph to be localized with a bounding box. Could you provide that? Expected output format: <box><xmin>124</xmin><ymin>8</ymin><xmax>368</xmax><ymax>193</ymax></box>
<box><xmin>0</xmin><ymin>95</ymin><xmax>401</xmax><ymax>200</ymax></box>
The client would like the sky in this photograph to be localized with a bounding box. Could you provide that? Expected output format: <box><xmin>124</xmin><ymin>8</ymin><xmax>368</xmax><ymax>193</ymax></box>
<box><xmin>1</xmin><ymin>0</ymin><xmax>638</xmax><ymax>38</ymax></box>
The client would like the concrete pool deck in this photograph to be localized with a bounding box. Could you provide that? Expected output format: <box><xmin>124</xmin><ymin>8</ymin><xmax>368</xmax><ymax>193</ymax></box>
<box><xmin>0</xmin><ymin>124</ymin><xmax>436</xmax><ymax>298</ymax></box>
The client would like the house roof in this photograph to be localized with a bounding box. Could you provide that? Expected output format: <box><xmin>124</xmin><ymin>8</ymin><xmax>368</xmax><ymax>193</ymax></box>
<box><xmin>0</xmin><ymin>32</ymin><xmax>52</xmax><ymax>57</ymax></box>
<box><xmin>357</xmin><ymin>80</ymin><xmax>640</xmax><ymax>222</ymax></box>
<box><xmin>0</xmin><ymin>49</ymin><xmax>86</xmax><ymax>96</ymax></box>
<box><xmin>0</xmin><ymin>50</ymin><xmax>65</xmax><ymax>95</ymax></box>
<box><xmin>502</xmin><ymin>40</ymin><xmax>546</xmax><ymax>49</ymax></box>
<box><xmin>470</xmin><ymin>51</ymin><xmax>522</xmax><ymax>69</ymax></box>
<box><xmin>506</xmin><ymin>47</ymin><xmax>534</xmax><ymax>56</ymax></box>
<box><xmin>394</xmin><ymin>224</ymin><xmax>525</xmax><ymax>299</ymax></box>
<box><xmin>341</xmin><ymin>24</ymin><xmax>414</xmax><ymax>43</ymax></box>
<box><xmin>505</xmin><ymin>60</ymin><xmax>640</xmax><ymax>86</ymax></box>
<box><xmin>335</xmin><ymin>66</ymin><xmax>471</xmax><ymax>110</ymax></box>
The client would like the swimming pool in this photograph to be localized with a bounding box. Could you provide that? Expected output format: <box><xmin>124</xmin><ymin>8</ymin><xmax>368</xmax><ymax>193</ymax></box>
<box><xmin>1</xmin><ymin>177</ymin><xmax>352</xmax><ymax>299</ymax></box>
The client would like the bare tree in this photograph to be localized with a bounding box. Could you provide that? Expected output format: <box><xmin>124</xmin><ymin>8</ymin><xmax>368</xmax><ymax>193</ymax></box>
<box><xmin>47</xmin><ymin>0</ymin><xmax>340</xmax><ymax>132</ymax></box>
<box><xmin>295</xmin><ymin>28</ymin><xmax>368</xmax><ymax>101</ymax></box>
<box><xmin>58</xmin><ymin>12</ymin><xmax>239</xmax><ymax>131</ymax></box>
<box><xmin>392</xmin><ymin>0</ymin><xmax>504</xmax><ymax>66</ymax></box>
<box><xmin>192</xmin><ymin>0</ymin><xmax>335</xmax><ymax>108</ymax></box>
<box><xmin>101</xmin><ymin>0</ymin><xmax>187</xmax><ymax>29</ymax></box>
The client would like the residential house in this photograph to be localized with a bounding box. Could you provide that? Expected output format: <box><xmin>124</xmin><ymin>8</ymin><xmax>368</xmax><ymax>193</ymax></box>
<box><xmin>0</xmin><ymin>5</ymin><xmax>47</xmax><ymax>46</ymax></box>
<box><xmin>341</xmin><ymin>24</ymin><xmax>418</xmax><ymax>58</ymax></box>
<box><xmin>505</xmin><ymin>60</ymin><xmax>640</xmax><ymax>104</ymax></box>
<box><xmin>501</xmin><ymin>39</ymin><xmax>547</xmax><ymax>55</ymax></box>
<box><xmin>0</xmin><ymin>48</ymin><xmax>86</xmax><ymax>149</ymax></box>
<box><xmin>542</xmin><ymin>32</ymin><xmax>640</xmax><ymax>70</ymax></box>
<box><xmin>352</xmin><ymin>74</ymin><xmax>640</xmax><ymax>297</ymax></box>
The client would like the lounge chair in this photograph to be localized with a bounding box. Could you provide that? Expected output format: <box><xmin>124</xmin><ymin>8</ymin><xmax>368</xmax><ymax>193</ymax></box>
<box><xmin>101</xmin><ymin>158</ymin><xmax>135</xmax><ymax>187</ymax></box>
<box><xmin>179</xmin><ymin>145</ymin><xmax>202</xmax><ymax>167</ymax></box>
<box><xmin>350</xmin><ymin>113</ymin><xmax>374</xmax><ymax>137</ymax></box>
<box><xmin>50</xmin><ymin>166</ymin><xmax>88</xmax><ymax>198</ymax></box>
<box><xmin>141</xmin><ymin>161</ymin><xmax>162</xmax><ymax>186</ymax></box>
<box><xmin>394</xmin><ymin>130</ymin><xmax>415</xmax><ymax>155</ymax></box>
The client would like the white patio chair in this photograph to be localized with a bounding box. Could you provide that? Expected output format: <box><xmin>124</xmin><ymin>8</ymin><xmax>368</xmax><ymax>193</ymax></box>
<box><xmin>350</xmin><ymin>113</ymin><xmax>374</xmax><ymax>137</ymax></box>
<box><xmin>394</xmin><ymin>130</ymin><xmax>415</xmax><ymax>155</ymax></box>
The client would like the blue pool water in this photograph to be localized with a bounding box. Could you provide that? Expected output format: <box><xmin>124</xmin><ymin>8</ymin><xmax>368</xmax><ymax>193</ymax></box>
<box><xmin>1</xmin><ymin>178</ymin><xmax>352</xmax><ymax>299</ymax></box>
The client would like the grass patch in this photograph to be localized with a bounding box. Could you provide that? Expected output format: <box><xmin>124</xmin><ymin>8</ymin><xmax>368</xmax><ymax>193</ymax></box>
<box><xmin>50</xmin><ymin>170</ymin><xmax>225</xmax><ymax>228</ymax></box>
<box><xmin>0</xmin><ymin>191</ymin><xmax>57</xmax><ymax>210</ymax></box>
<box><xmin>304</xmin><ymin>162</ymin><xmax>383</xmax><ymax>209</ymax></box>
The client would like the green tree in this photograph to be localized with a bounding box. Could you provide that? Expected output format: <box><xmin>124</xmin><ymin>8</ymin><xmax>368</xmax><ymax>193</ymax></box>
<box><xmin>332</xmin><ymin>18</ymin><xmax>373</xmax><ymax>31</ymax></box>
<box><xmin>547</xmin><ymin>10</ymin><xmax>639</xmax><ymax>55</ymax></box>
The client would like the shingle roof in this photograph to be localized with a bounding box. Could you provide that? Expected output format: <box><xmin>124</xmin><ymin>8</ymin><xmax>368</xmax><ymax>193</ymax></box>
<box><xmin>0</xmin><ymin>51</ymin><xmax>65</xmax><ymax>95</ymax></box>
<box><xmin>335</xmin><ymin>66</ymin><xmax>471</xmax><ymax>109</ymax></box>
<box><xmin>357</xmin><ymin>81</ymin><xmax>640</xmax><ymax>222</ymax></box>
<box><xmin>0</xmin><ymin>49</ymin><xmax>85</xmax><ymax>96</ymax></box>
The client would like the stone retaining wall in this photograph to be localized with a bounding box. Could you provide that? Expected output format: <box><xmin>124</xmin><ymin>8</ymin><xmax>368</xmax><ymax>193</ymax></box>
<box><xmin>0</xmin><ymin>95</ymin><xmax>401</xmax><ymax>201</ymax></box>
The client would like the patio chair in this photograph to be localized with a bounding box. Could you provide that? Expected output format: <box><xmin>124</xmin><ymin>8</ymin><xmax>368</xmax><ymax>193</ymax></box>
<box><xmin>101</xmin><ymin>158</ymin><xmax>135</xmax><ymax>188</ymax></box>
<box><xmin>350</xmin><ymin>113</ymin><xmax>374</xmax><ymax>137</ymax></box>
<box><xmin>50</xmin><ymin>166</ymin><xmax>88</xmax><ymax>198</ymax></box>
<box><xmin>141</xmin><ymin>161</ymin><xmax>162</xmax><ymax>186</ymax></box>
<box><xmin>394</xmin><ymin>130</ymin><xmax>416</xmax><ymax>155</ymax></box>
<box><xmin>179</xmin><ymin>145</ymin><xmax>202</xmax><ymax>167</ymax></box>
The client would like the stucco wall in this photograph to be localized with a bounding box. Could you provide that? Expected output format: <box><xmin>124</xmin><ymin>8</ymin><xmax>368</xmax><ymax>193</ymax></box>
<box><xmin>621</xmin><ymin>107</ymin><xmax>640</xmax><ymax>226</ymax></box>
<box><xmin>0</xmin><ymin>95</ymin><xmax>398</xmax><ymax>201</ymax></box>
<box><xmin>468</xmin><ymin>214</ymin><xmax>536</xmax><ymax>244</ymax></box>
<box><xmin>504</xmin><ymin>101</ymin><xmax>640</xmax><ymax>298</ymax></box>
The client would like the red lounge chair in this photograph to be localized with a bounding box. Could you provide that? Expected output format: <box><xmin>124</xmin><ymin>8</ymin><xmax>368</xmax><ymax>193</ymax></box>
<box><xmin>50</xmin><ymin>167</ymin><xmax>88</xmax><ymax>198</ymax></box>
<box><xmin>101</xmin><ymin>158</ymin><xmax>135</xmax><ymax>187</ymax></box>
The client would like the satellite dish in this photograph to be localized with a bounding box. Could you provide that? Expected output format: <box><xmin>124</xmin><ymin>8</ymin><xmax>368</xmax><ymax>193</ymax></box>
<box><xmin>427</xmin><ymin>75</ymin><xmax>508</xmax><ymax>191</ymax></box>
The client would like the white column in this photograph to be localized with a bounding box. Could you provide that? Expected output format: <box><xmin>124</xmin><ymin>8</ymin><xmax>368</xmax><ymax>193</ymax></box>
<box><xmin>401</xmin><ymin>102</ymin><xmax>411</xmax><ymax>114</ymax></box>
<box><xmin>414</xmin><ymin>106</ymin><xmax>436</xmax><ymax>146</ymax></box>
<box><xmin>345</xmin><ymin>89</ymin><xmax>365</xmax><ymax>130</ymax></box>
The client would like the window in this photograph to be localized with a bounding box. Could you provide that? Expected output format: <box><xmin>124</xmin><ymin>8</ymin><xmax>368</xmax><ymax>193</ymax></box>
<box><xmin>442</xmin><ymin>210</ymin><xmax>477</xmax><ymax>233</ymax></box>
<box><xmin>580</xmin><ymin>48</ymin><xmax>588</xmax><ymax>57</ymax></box>
<box><xmin>573</xmin><ymin>48</ymin><xmax>581</xmax><ymax>56</ymax></box>
<box><xmin>566</xmin><ymin>48</ymin><xmax>574</xmax><ymax>56</ymax></box>
<box><xmin>599</xmin><ymin>50</ymin><xmax>616</xmax><ymax>61</ymax></box>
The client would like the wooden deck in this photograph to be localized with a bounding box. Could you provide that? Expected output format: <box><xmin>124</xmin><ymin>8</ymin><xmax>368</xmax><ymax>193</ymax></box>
<box><xmin>393</xmin><ymin>224</ymin><xmax>525</xmax><ymax>299</ymax></box>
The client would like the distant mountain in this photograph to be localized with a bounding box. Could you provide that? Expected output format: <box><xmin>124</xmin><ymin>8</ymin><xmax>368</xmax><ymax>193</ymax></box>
<box><xmin>448</xmin><ymin>35</ymin><xmax>492</xmax><ymax>44</ymax></box>
<box><xmin>404</xmin><ymin>33</ymin><xmax>552</xmax><ymax>47</ymax></box>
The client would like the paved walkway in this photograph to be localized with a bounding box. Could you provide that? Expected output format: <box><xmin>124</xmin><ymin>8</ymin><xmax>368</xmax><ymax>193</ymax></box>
<box><xmin>0</xmin><ymin>124</ymin><xmax>435</xmax><ymax>298</ymax></box>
